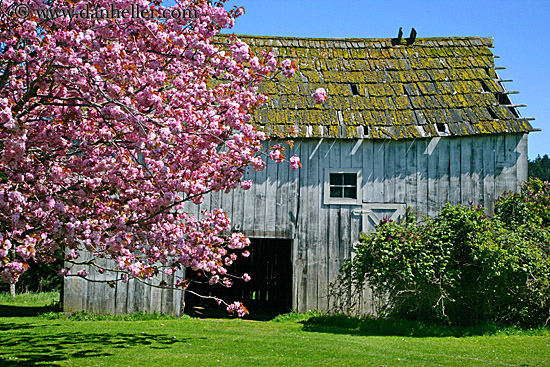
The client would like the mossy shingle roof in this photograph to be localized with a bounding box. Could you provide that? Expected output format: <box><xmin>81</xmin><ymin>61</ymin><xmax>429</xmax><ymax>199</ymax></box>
<box><xmin>238</xmin><ymin>35</ymin><xmax>534</xmax><ymax>139</ymax></box>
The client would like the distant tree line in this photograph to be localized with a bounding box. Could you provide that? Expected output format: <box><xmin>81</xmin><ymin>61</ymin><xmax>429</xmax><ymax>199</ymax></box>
<box><xmin>529</xmin><ymin>154</ymin><xmax>550</xmax><ymax>181</ymax></box>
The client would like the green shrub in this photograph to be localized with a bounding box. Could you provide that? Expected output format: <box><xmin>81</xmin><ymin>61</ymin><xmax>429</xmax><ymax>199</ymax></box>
<box><xmin>496</xmin><ymin>177</ymin><xmax>550</xmax><ymax>228</ymax></box>
<box><xmin>339</xmin><ymin>187</ymin><xmax>550</xmax><ymax>327</ymax></box>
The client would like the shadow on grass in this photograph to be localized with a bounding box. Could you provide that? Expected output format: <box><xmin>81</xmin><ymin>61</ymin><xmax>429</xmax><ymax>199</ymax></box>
<box><xmin>300</xmin><ymin>314</ymin><xmax>506</xmax><ymax>338</ymax></box>
<box><xmin>0</xmin><ymin>328</ymin><xmax>193</xmax><ymax>366</ymax></box>
<box><xmin>0</xmin><ymin>303</ymin><xmax>61</xmax><ymax>317</ymax></box>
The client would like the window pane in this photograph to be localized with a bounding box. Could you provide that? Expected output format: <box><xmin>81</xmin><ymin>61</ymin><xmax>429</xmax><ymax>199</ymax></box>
<box><xmin>330</xmin><ymin>187</ymin><xmax>343</xmax><ymax>198</ymax></box>
<box><xmin>344</xmin><ymin>187</ymin><xmax>357</xmax><ymax>199</ymax></box>
<box><xmin>344</xmin><ymin>173</ymin><xmax>357</xmax><ymax>186</ymax></box>
<box><xmin>330</xmin><ymin>173</ymin><xmax>343</xmax><ymax>185</ymax></box>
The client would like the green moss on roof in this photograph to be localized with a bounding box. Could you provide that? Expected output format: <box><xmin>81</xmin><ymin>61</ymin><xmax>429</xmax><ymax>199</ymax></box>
<box><xmin>229</xmin><ymin>34</ymin><xmax>534</xmax><ymax>139</ymax></box>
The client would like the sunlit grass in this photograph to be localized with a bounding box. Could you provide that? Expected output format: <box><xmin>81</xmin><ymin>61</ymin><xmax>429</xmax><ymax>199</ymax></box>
<box><xmin>0</xmin><ymin>291</ymin><xmax>59</xmax><ymax>307</ymax></box>
<box><xmin>1</xmin><ymin>293</ymin><xmax>549</xmax><ymax>366</ymax></box>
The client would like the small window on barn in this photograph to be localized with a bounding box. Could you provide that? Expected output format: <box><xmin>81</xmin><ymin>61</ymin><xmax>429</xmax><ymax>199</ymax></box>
<box><xmin>324</xmin><ymin>168</ymin><xmax>362</xmax><ymax>205</ymax></box>
<box><xmin>350</xmin><ymin>84</ymin><xmax>360</xmax><ymax>96</ymax></box>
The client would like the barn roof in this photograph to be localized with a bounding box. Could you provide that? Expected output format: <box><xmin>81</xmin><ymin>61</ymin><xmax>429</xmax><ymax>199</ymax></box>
<box><xmin>239</xmin><ymin>34</ymin><xmax>535</xmax><ymax>139</ymax></box>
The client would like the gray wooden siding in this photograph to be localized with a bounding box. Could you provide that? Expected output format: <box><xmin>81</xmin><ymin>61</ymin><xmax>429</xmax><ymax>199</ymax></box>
<box><xmin>64</xmin><ymin>133</ymin><xmax>528</xmax><ymax>315</ymax></box>
<box><xmin>188</xmin><ymin>133</ymin><xmax>528</xmax><ymax>313</ymax></box>
<box><xmin>63</xmin><ymin>256</ymin><xmax>185</xmax><ymax>316</ymax></box>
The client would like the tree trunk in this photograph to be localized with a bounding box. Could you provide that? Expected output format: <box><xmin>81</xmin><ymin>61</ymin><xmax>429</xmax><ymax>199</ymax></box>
<box><xmin>10</xmin><ymin>283</ymin><xmax>16</xmax><ymax>298</ymax></box>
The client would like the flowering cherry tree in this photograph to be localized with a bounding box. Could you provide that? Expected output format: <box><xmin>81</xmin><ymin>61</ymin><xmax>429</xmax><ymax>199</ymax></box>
<box><xmin>0</xmin><ymin>0</ymin><xmax>300</xmax><ymax>314</ymax></box>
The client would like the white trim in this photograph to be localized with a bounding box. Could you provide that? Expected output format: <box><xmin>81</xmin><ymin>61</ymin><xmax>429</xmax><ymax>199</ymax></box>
<box><xmin>323</xmin><ymin>168</ymin><xmax>362</xmax><ymax>205</ymax></box>
<box><xmin>359</xmin><ymin>203</ymin><xmax>407</xmax><ymax>233</ymax></box>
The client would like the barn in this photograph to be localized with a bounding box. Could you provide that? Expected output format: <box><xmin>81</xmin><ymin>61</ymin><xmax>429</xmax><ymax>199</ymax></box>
<box><xmin>63</xmin><ymin>34</ymin><xmax>536</xmax><ymax>317</ymax></box>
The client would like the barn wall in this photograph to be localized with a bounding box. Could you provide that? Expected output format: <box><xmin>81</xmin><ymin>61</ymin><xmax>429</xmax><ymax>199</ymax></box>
<box><xmin>63</xmin><ymin>255</ymin><xmax>185</xmax><ymax>316</ymax></box>
<box><xmin>187</xmin><ymin>133</ymin><xmax>528</xmax><ymax>313</ymax></box>
<box><xmin>64</xmin><ymin>133</ymin><xmax>528</xmax><ymax>316</ymax></box>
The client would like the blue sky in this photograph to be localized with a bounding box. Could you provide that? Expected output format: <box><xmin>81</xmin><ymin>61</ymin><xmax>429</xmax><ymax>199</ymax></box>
<box><xmin>205</xmin><ymin>0</ymin><xmax>549</xmax><ymax>158</ymax></box>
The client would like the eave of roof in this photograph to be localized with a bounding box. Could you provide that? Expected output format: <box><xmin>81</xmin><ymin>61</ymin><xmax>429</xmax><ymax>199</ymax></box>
<box><xmin>234</xmin><ymin>35</ymin><xmax>535</xmax><ymax>139</ymax></box>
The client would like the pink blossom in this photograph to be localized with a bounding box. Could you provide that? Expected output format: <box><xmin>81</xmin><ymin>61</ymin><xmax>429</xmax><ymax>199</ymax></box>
<box><xmin>226</xmin><ymin>301</ymin><xmax>248</xmax><ymax>317</ymax></box>
<box><xmin>312</xmin><ymin>88</ymin><xmax>328</xmax><ymax>104</ymax></box>
<box><xmin>281</xmin><ymin>59</ymin><xmax>296</xmax><ymax>78</ymax></box>
<box><xmin>77</xmin><ymin>269</ymin><xmax>89</xmax><ymax>277</ymax></box>
<box><xmin>16</xmin><ymin>245</ymin><xmax>35</xmax><ymax>260</ymax></box>
<box><xmin>209</xmin><ymin>275</ymin><xmax>219</xmax><ymax>285</ymax></box>
<box><xmin>242</xmin><ymin>273</ymin><xmax>251</xmax><ymax>282</ymax></box>
<box><xmin>290</xmin><ymin>155</ymin><xmax>301</xmax><ymax>170</ymax></box>
<box><xmin>0</xmin><ymin>0</ymin><xmax>298</xmax><ymax>316</ymax></box>
<box><xmin>269</xmin><ymin>149</ymin><xmax>284</xmax><ymax>163</ymax></box>
<box><xmin>65</xmin><ymin>249</ymin><xmax>79</xmax><ymax>260</ymax></box>
<box><xmin>241</xmin><ymin>180</ymin><xmax>252</xmax><ymax>190</ymax></box>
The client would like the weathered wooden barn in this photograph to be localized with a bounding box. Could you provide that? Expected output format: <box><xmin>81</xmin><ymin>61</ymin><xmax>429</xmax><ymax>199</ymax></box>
<box><xmin>64</xmin><ymin>34</ymin><xmax>536</xmax><ymax>317</ymax></box>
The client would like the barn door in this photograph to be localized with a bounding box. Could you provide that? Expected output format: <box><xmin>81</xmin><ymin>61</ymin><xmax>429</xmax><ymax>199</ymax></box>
<box><xmin>355</xmin><ymin>203</ymin><xmax>407</xmax><ymax>233</ymax></box>
<box><xmin>185</xmin><ymin>238</ymin><xmax>292</xmax><ymax>319</ymax></box>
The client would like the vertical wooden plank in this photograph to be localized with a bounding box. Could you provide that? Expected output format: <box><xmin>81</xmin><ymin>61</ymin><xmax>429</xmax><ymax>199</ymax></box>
<box><xmin>437</xmin><ymin>138</ymin><xmax>450</xmax><ymax>208</ymax></box>
<box><xmin>416</xmin><ymin>139</ymin><xmax>428</xmax><ymax>217</ymax></box>
<box><xmin>494</xmin><ymin>134</ymin><xmax>507</xmax><ymax>199</ymax></box>
<box><xmin>482</xmin><ymin>135</ymin><xmax>496</xmax><ymax>214</ymax></box>
<box><xmin>394</xmin><ymin>140</ymin><xmax>406</xmax><ymax>204</ymax></box>
<box><xmin>220</xmin><ymin>182</ymin><xmax>235</xmax><ymax>231</ymax></box>
<box><xmin>326</xmin><ymin>139</ymin><xmax>342</xmax><ymax>311</ymax></box>
<box><xmin>242</xmin><ymin>169</ymin><xmax>257</xmax><ymax>234</ymax></box>
<box><xmin>275</xmin><ymin>152</ymin><xmax>289</xmax><ymax>237</ymax></box>
<box><xmin>449</xmin><ymin>137</ymin><xmax>461</xmax><ymax>206</ymax></box>
<box><xmin>460</xmin><ymin>137</ymin><xmax>473</xmax><ymax>205</ymax></box>
<box><xmin>150</xmin><ymin>276</ymin><xmax>163</xmax><ymax>313</ymax></box>
<box><xmin>305</xmin><ymin>139</ymin><xmax>320</xmax><ymax>311</ymax></box>
<box><xmin>362</xmin><ymin>139</ymin><xmax>374</xmax><ymax>204</ymax></box>
<box><xmin>287</xmin><ymin>156</ymin><xmax>300</xmax><ymax>239</ymax></box>
<box><xmin>294</xmin><ymin>140</ymin><xmax>309</xmax><ymax>312</ymax></box>
<box><xmin>114</xmin><ymin>269</ymin><xmax>128</xmax><ymax>314</ymax></box>
<box><xmin>126</xmin><ymin>277</ymin><xmax>137</xmax><ymax>314</ymax></box>
<box><xmin>316</xmin><ymin>139</ymin><xmax>331</xmax><ymax>311</ymax></box>
<box><xmin>472</xmin><ymin>136</ymin><xmax>484</xmax><ymax>206</ymax></box>
<box><xmin>405</xmin><ymin>139</ymin><xmax>418</xmax><ymax>211</ymax></box>
<box><xmin>504</xmin><ymin>133</ymin><xmax>519</xmax><ymax>192</ymax></box>
<box><xmin>351</xmin><ymin>142</ymin><xmax>366</xmax><ymax>314</ymax></box>
<box><xmin>98</xmin><ymin>258</ymin><xmax>116</xmax><ymax>315</ymax></box>
<box><xmin>132</xmin><ymin>277</ymin><xmax>145</xmax><ymax>314</ymax></box>
<box><xmin>427</xmin><ymin>138</ymin><xmax>439</xmax><ymax>216</ymax></box>
<box><xmin>231</xmin><ymin>186</ymin><xmax>245</xmax><ymax>233</ymax></box>
<box><xmin>516</xmin><ymin>134</ymin><xmax>528</xmax><ymax>188</ymax></box>
<box><xmin>327</xmin><ymin>204</ymin><xmax>342</xmax><ymax>312</ymax></box>
<box><xmin>264</xmin><ymin>155</ymin><xmax>279</xmax><ymax>236</ymax></box>
<box><xmin>372</xmin><ymin>140</ymin><xmax>385</xmax><ymax>202</ymax></box>
<box><xmin>383</xmin><ymin>140</ymin><xmax>395</xmax><ymax>203</ymax></box>
<box><xmin>63</xmin><ymin>249</ymin><xmax>89</xmax><ymax>313</ymax></box>
<box><xmin>85</xmin><ymin>254</ymin><xmax>97</xmax><ymax>313</ymax></box>
<box><xmin>253</xmin><ymin>161</ymin><xmax>268</xmax><ymax>236</ymax></box>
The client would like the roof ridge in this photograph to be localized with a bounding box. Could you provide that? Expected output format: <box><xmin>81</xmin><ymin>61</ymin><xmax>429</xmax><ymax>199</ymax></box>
<box><xmin>218</xmin><ymin>34</ymin><xmax>494</xmax><ymax>48</ymax></box>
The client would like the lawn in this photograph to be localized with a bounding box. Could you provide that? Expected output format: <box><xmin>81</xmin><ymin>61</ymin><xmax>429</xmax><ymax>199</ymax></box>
<box><xmin>0</xmin><ymin>292</ymin><xmax>549</xmax><ymax>366</ymax></box>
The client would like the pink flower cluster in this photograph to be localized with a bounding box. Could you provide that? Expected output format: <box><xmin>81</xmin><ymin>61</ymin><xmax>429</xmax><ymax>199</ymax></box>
<box><xmin>226</xmin><ymin>301</ymin><xmax>248</xmax><ymax>317</ymax></box>
<box><xmin>0</xmin><ymin>0</ymin><xmax>299</xmax><ymax>316</ymax></box>
<box><xmin>312</xmin><ymin>88</ymin><xmax>328</xmax><ymax>104</ymax></box>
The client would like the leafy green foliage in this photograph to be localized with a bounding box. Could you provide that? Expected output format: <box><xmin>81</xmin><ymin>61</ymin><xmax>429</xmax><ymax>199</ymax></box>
<box><xmin>496</xmin><ymin>177</ymin><xmax>550</xmax><ymax>228</ymax></box>
<box><xmin>529</xmin><ymin>154</ymin><xmax>550</xmax><ymax>182</ymax></box>
<box><xmin>339</xmin><ymin>180</ymin><xmax>550</xmax><ymax>327</ymax></box>
<box><xmin>0</xmin><ymin>255</ymin><xmax>62</xmax><ymax>294</ymax></box>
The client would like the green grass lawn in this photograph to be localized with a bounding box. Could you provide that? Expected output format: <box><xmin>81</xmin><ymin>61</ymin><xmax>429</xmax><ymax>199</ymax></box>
<box><xmin>0</xmin><ymin>292</ymin><xmax>549</xmax><ymax>366</ymax></box>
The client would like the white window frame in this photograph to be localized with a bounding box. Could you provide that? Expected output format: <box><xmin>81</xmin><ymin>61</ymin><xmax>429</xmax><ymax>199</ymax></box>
<box><xmin>323</xmin><ymin>168</ymin><xmax>362</xmax><ymax>205</ymax></box>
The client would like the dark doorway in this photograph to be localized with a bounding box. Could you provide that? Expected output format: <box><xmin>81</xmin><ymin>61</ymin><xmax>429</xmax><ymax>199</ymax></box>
<box><xmin>185</xmin><ymin>238</ymin><xmax>292</xmax><ymax>320</ymax></box>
